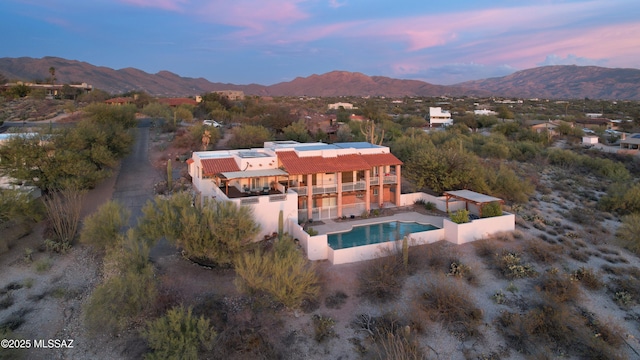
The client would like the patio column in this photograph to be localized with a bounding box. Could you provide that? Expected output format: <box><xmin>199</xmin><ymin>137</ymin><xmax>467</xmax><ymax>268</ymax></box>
<box><xmin>337</xmin><ymin>172</ymin><xmax>343</xmax><ymax>218</ymax></box>
<box><xmin>395</xmin><ymin>165</ymin><xmax>401</xmax><ymax>206</ymax></box>
<box><xmin>378</xmin><ymin>165</ymin><xmax>384</xmax><ymax>207</ymax></box>
<box><xmin>306</xmin><ymin>173</ymin><xmax>313</xmax><ymax>221</ymax></box>
<box><xmin>365</xmin><ymin>169</ymin><xmax>371</xmax><ymax>212</ymax></box>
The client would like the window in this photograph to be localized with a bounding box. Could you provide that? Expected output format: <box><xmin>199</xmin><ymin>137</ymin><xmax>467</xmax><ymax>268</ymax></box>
<box><xmin>373</xmin><ymin>189</ymin><xmax>379</xmax><ymax>196</ymax></box>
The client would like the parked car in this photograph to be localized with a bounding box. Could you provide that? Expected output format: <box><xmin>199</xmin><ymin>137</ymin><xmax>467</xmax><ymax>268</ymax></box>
<box><xmin>203</xmin><ymin>120</ymin><xmax>222</xmax><ymax>128</ymax></box>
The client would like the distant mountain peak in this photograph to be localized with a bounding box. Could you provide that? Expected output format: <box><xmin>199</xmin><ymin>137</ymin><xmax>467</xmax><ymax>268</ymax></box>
<box><xmin>0</xmin><ymin>57</ymin><xmax>638</xmax><ymax>99</ymax></box>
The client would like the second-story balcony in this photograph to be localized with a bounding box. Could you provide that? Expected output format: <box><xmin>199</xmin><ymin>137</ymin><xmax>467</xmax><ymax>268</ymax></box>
<box><xmin>369</xmin><ymin>175</ymin><xmax>397</xmax><ymax>186</ymax></box>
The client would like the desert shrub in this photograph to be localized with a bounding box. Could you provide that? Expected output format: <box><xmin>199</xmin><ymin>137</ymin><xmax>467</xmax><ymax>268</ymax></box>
<box><xmin>325</xmin><ymin>291</ymin><xmax>348</xmax><ymax>309</ymax></box>
<box><xmin>0</xmin><ymin>189</ymin><xmax>43</xmax><ymax>253</ymax></box>
<box><xmin>234</xmin><ymin>235</ymin><xmax>320</xmax><ymax>309</ymax></box>
<box><xmin>141</xmin><ymin>306</ymin><xmax>216</xmax><ymax>360</ymax></box>
<box><xmin>374</xmin><ymin>328</ymin><xmax>426</xmax><ymax>360</ymax></box>
<box><xmin>494</xmin><ymin>251</ymin><xmax>537</xmax><ymax>279</ymax></box>
<box><xmin>415</xmin><ymin>278</ymin><xmax>482</xmax><ymax>339</ymax></box>
<box><xmin>450</xmin><ymin>209</ymin><xmax>470</xmax><ymax>224</ymax></box>
<box><xmin>523</xmin><ymin>238</ymin><xmax>562</xmax><ymax>264</ymax></box>
<box><xmin>84</xmin><ymin>264</ymin><xmax>157</xmax><ymax>334</ymax></box>
<box><xmin>43</xmin><ymin>188</ymin><xmax>84</xmax><ymax>252</ymax></box>
<box><xmin>536</xmin><ymin>271</ymin><xmax>580</xmax><ymax>303</ymax></box>
<box><xmin>352</xmin><ymin>312</ymin><xmax>427</xmax><ymax>359</ymax></box>
<box><xmin>139</xmin><ymin>193</ymin><xmax>260</xmax><ymax>267</ymax></box>
<box><xmin>312</xmin><ymin>314</ymin><xmax>337</xmax><ymax>342</ymax></box>
<box><xmin>213</xmin><ymin>325</ymin><xmax>278</xmax><ymax>359</ymax></box>
<box><xmin>608</xmin><ymin>276</ymin><xmax>640</xmax><ymax>307</ymax></box>
<box><xmin>473</xmin><ymin>240</ymin><xmax>499</xmax><ymax>259</ymax></box>
<box><xmin>616</xmin><ymin>213</ymin><xmax>640</xmax><ymax>256</ymax></box>
<box><xmin>305</xmin><ymin>227</ymin><xmax>318</xmax><ymax>236</ymax></box>
<box><xmin>358</xmin><ymin>252</ymin><xmax>406</xmax><ymax>303</ymax></box>
<box><xmin>569</xmin><ymin>249</ymin><xmax>590</xmax><ymax>263</ymax></box>
<box><xmin>80</xmin><ymin>200</ymin><xmax>130</xmax><ymax>251</ymax></box>
<box><xmin>482</xmin><ymin>201</ymin><xmax>503</xmax><ymax>217</ymax></box>
<box><xmin>571</xmin><ymin>267</ymin><xmax>603</xmax><ymax>290</ymax></box>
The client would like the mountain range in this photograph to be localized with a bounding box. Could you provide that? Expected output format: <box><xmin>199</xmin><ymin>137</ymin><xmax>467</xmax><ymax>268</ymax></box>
<box><xmin>1</xmin><ymin>56</ymin><xmax>639</xmax><ymax>100</ymax></box>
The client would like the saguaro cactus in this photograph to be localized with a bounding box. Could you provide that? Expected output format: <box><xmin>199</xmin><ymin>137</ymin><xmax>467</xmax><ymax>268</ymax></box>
<box><xmin>278</xmin><ymin>210</ymin><xmax>284</xmax><ymax>240</ymax></box>
<box><xmin>167</xmin><ymin>159</ymin><xmax>173</xmax><ymax>190</ymax></box>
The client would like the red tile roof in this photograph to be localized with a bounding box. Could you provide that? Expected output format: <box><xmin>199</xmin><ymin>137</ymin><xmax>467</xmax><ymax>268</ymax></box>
<box><xmin>201</xmin><ymin>158</ymin><xmax>239</xmax><ymax>177</ymax></box>
<box><xmin>105</xmin><ymin>97</ymin><xmax>134</xmax><ymax>104</ymax></box>
<box><xmin>186</xmin><ymin>158</ymin><xmax>194</xmax><ymax>165</ymax></box>
<box><xmin>361</xmin><ymin>153</ymin><xmax>403</xmax><ymax>167</ymax></box>
<box><xmin>278</xmin><ymin>150</ymin><xmax>401</xmax><ymax>175</ymax></box>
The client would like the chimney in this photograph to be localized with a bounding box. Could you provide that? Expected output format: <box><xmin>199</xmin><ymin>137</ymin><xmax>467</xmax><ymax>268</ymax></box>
<box><xmin>620</xmin><ymin>133</ymin><xmax>626</xmax><ymax>141</ymax></box>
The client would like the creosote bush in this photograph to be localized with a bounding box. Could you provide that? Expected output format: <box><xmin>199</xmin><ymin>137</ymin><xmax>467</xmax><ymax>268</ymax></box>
<box><xmin>358</xmin><ymin>251</ymin><xmax>406</xmax><ymax>303</ymax></box>
<box><xmin>141</xmin><ymin>306</ymin><xmax>216</xmax><ymax>360</ymax></box>
<box><xmin>80</xmin><ymin>200</ymin><xmax>130</xmax><ymax>251</ymax></box>
<box><xmin>312</xmin><ymin>314</ymin><xmax>336</xmax><ymax>342</ymax></box>
<box><xmin>414</xmin><ymin>277</ymin><xmax>482</xmax><ymax>339</ymax></box>
<box><xmin>234</xmin><ymin>235</ymin><xmax>320</xmax><ymax>309</ymax></box>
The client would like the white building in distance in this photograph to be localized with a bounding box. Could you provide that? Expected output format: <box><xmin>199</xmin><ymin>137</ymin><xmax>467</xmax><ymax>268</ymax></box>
<box><xmin>328</xmin><ymin>102</ymin><xmax>355</xmax><ymax>110</ymax></box>
<box><xmin>429</xmin><ymin>107</ymin><xmax>453</xmax><ymax>127</ymax></box>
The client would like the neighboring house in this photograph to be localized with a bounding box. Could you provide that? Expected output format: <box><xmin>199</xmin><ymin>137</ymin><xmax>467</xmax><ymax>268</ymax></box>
<box><xmin>620</xmin><ymin>133</ymin><xmax>640</xmax><ymax>151</ymax></box>
<box><xmin>529</xmin><ymin>120</ymin><xmax>569</xmax><ymax>135</ymax></box>
<box><xmin>429</xmin><ymin>107</ymin><xmax>453</xmax><ymax>127</ymax></box>
<box><xmin>213</xmin><ymin>90</ymin><xmax>245</xmax><ymax>101</ymax></box>
<box><xmin>328</xmin><ymin>102</ymin><xmax>355</xmax><ymax>110</ymax></box>
<box><xmin>582</xmin><ymin>135</ymin><xmax>599</xmax><ymax>146</ymax></box>
<box><xmin>575</xmin><ymin>118</ymin><xmax>617</xmax><ymax>130</ymax></box>
<box><xmin>474</xmin><ymin>109</ymin><xmax>497</xmax><ymax>116</ymax></box>
<box><xmin>187</xmin><ymin>141</ymin><xmax>402</xmax><ymax>237</ymax></box>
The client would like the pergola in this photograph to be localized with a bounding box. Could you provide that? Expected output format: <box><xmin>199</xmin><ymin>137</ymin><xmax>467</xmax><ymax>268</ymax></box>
<box><xmin>443</xmin><ymin>190</ymin><xmax>504</xmax><ymax>218</ymax></box>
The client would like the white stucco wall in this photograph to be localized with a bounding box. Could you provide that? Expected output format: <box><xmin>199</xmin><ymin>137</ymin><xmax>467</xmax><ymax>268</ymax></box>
<box><xmin>399</xmin><ymin>192</ymin><xmax>466</xmax><ymax>212</ymax></box>
<box><xmin>444</xmin><ymin>212</ymin><xmax>515</xmax><ymax>244</ymax></box>
<box><xmin>227</xmin><ymin>191</ymin><xmax>298</xmax><ymax>239</ymax></box>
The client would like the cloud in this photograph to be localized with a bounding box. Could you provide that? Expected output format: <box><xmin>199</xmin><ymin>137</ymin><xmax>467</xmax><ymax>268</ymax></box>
<box><xmin>118</xmin><ymin>0</ymin><xmax>187</xmax><ymax>11</ymax></box>
<box><xmin>538</xmin><ymin>54</ymin><xmax>608</xmax><ymax>67</ymax></box>
<box><xmin>328</xmin><ymin>0</ymin><xmax>346</xmax><ymax>8</ymax></box>
<box><xmin>391</xmin><ymin>61</ymin><xmax>517</xmax><ymax>84</ymax></box>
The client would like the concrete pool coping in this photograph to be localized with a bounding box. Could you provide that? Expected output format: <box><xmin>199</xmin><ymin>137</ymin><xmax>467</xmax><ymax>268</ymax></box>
<box><xmin>309</xmin><ymin>212</ymin><xmax>446</xmax><ymax>235</ymax></box>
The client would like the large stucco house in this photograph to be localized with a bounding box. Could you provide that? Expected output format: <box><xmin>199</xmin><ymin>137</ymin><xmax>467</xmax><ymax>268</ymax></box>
<box><xmin>187</xmin><ymin>141</ymin><xmax>402</xmax><ymax>237</ymax></box>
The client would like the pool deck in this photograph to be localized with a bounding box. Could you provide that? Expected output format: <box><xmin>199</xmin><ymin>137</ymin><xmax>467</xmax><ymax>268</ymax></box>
<box><xmin>309</xmin><ymin>211</ymin><xmax>445</xmax><ymax>235</ymax></box>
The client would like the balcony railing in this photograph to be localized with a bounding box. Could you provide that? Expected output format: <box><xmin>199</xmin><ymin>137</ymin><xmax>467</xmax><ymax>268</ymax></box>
<box><xmin>290</xmin><ymin>176</ymin><xmax>397</xmax><ymax>196</ymax></box>
<box><xmin>342</xmin><ymin>180</ymin><xmax>366</xmax><ymax>192</ymax></box>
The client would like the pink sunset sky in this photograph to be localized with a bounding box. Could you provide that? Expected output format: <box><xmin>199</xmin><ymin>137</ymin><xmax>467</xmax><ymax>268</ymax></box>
<box><xmin>2</xmin><ymin>0</ymin><xmax>639</xmax><ymax>85</ymax></box>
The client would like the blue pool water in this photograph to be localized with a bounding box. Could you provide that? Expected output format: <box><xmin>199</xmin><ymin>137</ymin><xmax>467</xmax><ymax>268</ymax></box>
<box><xmin>328</xmin><ymin>221</ymin><xmax>438</xmax><ymax>250</ymax></box>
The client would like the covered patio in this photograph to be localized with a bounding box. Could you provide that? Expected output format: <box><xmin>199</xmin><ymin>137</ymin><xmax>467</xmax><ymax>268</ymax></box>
<box><xmin>217</xmin><ymin>168</ymin><xmax>288</xmax><ymax>198</ymax></box>
<box><xmin>443</xmin><ymin>190</ymin><xmax>504</xmax><ymax>218</ymax></box>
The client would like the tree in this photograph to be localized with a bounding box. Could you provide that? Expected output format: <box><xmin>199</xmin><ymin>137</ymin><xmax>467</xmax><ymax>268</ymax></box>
<box><xmin>142</xmin><ymin>102</ymin><xmax>172</xmax><ymax>121</ymax></box>
<box><xmin>174</xmin><ymin>104</ymin><xmax>194</xmax><ymax>123</ymax></box>
<box><xmin>227</xmin><ymin>125</ymin><xmax>272</xmax><ymax>149</ymax></box>
<box><xmin>138</xmin><ymin>193</ymin><xmax>261</xmax><ymax>267</ymax></box>
<box><xmin>48</xmin><ymin>66</ymin><xmax>56</xmax><ymax>85</ymax></box>
<box><xmin>404</xmin><ymin>143</ymin><xmax>488</xmax><ymax>194</ymax></box>
<box><xmin>282</xmin><ymin>119</ymin><xmax>311</xmax><ymax>142</ymax></box>
<box><xmin>496</xmin><ymin>106</ymin><xmax>514</xmax><ymax>120</ymax></box>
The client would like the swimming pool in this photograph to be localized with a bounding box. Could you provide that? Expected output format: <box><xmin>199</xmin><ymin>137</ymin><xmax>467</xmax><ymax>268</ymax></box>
<box><xmin>328</xmin><ymin>221</ymin><xmax>438</xmax><ymax>250</ymax></box>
